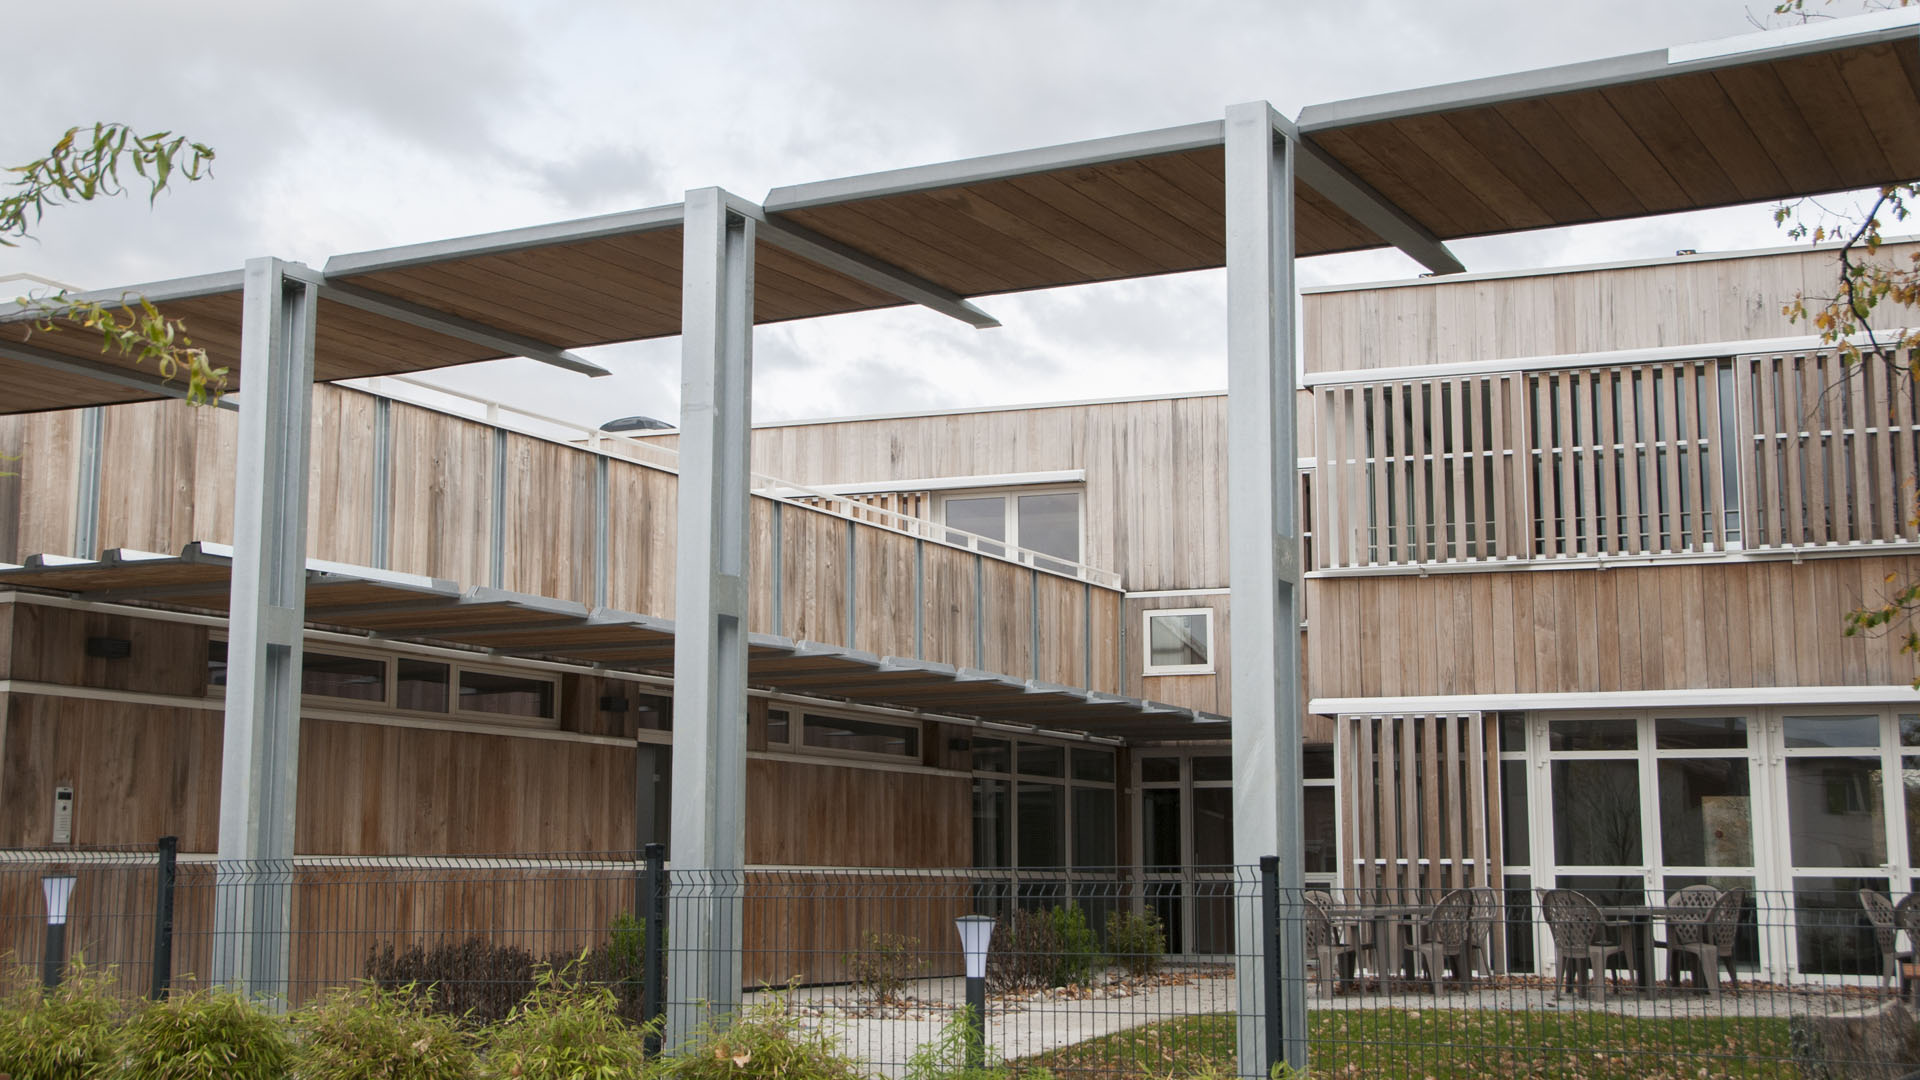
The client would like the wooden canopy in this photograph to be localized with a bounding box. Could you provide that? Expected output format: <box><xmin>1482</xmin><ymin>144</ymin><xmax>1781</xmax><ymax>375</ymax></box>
<box><xmin>0</xmin><ymin>544</ymin><xmax>1221</xmax><ymax>741</ymax></box>
<box><xmin>1</xmin><ymin>13</ymin><xmax>1914</xmax><ymax>415</ymax></box>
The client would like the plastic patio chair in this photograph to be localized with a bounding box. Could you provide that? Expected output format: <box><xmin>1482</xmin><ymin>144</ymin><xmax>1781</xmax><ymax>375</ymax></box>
<box><xmin>1861</xmin><ymin>889</ymin><xmax>1901</xmax><ymax>994</ymax></box>
<box><xmin>1416</xmin><ymin>889</ymin><xmax>1477</xmax><ymax>995</ymax></box>
<box><xmin>1537</xmin><ymin>888</ymin><xmax>1635</xmax><ymax>1002</ymax></box>
<box><xmin>1652</xmin><ymin>884</ymin><xmax>1719</xmax><ymax>988</ymax></box>
<box><xmin>1306</xmin><ymin>890</ymin><xmax>1370</xmax><ymax>996</ymax></box>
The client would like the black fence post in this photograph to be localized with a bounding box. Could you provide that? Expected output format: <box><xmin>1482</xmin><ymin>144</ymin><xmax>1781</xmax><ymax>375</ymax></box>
<box><xmin>641</xmin><ymin>842</ymin><xmax>666</xmax><ymax>1054</ymax></box>
<box><xmin>1259</xmin><ymin>855</ymin><xmax>1282</xmax><ymax>1074</ymax></box>
<box><xmin>151</xmin><ymin>835</ymin><xmax>178</xmax><ymax>1000</ymax></box>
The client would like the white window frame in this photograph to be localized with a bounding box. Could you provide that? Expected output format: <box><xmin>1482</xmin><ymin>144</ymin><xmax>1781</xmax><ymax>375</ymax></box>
<box><xmin>1141</xmin><ymin>608</ymin><xmax>1215</xmax><ymax>676</ymax></box>
<box><xmin>936</xmin><ymin>485</ymin><xmax>1085</xmax><ymax>566</ymax></box>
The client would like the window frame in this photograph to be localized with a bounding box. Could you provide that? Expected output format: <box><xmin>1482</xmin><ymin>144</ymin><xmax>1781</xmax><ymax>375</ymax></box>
<box><xmin>1140</xmin><ymin>607</ymin><xmax>1215</xmax><ymax>676</ymax></box>
<box><xmin>935</xmin><ymin>485</ymin><xmax>1085</xmax><ymax>567</ymax></box>
<box><xmin>794</xmin><ymin>710</ymin><xmax>922</xmax><ymax>764</ymax></box>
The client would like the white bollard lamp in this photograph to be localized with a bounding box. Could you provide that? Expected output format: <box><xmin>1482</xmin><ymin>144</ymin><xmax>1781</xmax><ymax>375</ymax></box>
<box><xmin>954</xmin><ymin>914</ymin><xmax>995</xmax><ymax>1069</ymax></box>
<box><xmin>42</xmin><ymin>873</ymin><xmax>77</xmax><ymax>988</ymax></box>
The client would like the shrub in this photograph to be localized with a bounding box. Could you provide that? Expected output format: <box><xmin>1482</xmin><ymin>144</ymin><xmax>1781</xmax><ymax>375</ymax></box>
<box><xmin>366</xmin><ymin>939</ymin><xmax>536</xmax><ymax>1026</ymax></box>
<box><xmin>1103</xmin><ymin>908</ymin><xmax>1166</xmax><ymax>978</ymax></box>
<box><xmin>478</xmin><ymin>960</ymin><xmax>649</xmax><ymax>1080</ymax></box>
<box><xmin>653</xmin><ymin>993</ymin><xmax>867</xmax><ymax>1080</ymax></box>
<box><xmin>0</xmin><ymin>961</ymin><xmax>126</xmax><ymax>1080</ymax></box>
<box><xmin>986</xmin><ymin>908</ymin><xmax>1059</xmax><ymax>994</ymax></box>
<box><xmin>845</xmin><ymin>930</ymin><xmax>926</xmax><ymax>1005</ymax></box>
<box><xmin>570</xmin><ymin>912</ymin><xmax>649</xmax><ymax>1024</ymax></box>
<box><xmin>290</xmin><ymin>982</ymin><xmax>476</xmax><ymax>1080</ymax></box>
<box><xmin>1045</xmin><ymin>905</ymin><xmax>1102</xmax><ymax>988</ymax></box>
<box><xmin>114</xmin><ymin>986</ymin><xmax>293</xmax><ymax>1080</ymax></box>
<box><xmin>902</xmin><ymin>1008</ymin><xmax>1053</xmax><ymax>1080</ymax></box>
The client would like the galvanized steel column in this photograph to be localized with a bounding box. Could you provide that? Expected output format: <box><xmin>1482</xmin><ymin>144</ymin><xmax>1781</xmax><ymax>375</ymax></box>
<box><xmin>212</xmin><ymin>258</ymin><xmax>318</xmax><ymax>999</ymax></box>
<box><xmin>668</xmin><ymin>187</ymin><xmax>753</xmax><ymax>1048</ymax></box>
<box><xmin>1224</xmin><ymin>101</ymin><xmax>1307</xmax><ymax>1078</ymax></box>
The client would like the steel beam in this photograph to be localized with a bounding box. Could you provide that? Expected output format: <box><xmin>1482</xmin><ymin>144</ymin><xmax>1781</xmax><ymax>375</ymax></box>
<box><xmin>1224</xmin><ymin>101</ymin><xmax>1306</xmax><ymax>1078</ymax></box>
<box><xmin>318</xmin><ymin>280</ymin><xmax>610</xmax><ymax>377</ymax></box>
<box><xmin>1291</xmin><ymin>134</ymin><xmax>1463</xmax><ymax>276</ymax></box>
<box><xmin>737</xmin><ymin>201</ymin><xmax>999</xmax><ymax>329</ymax></box>
<box><xmin>667</xmin><ymin>187</ymin><xmax>753</xmax><ymax>1050</ymax></box>
<box><xmin>212</xmin><ymin>258</ymin><xmax>319</xmax><ymax>999</ymax></box>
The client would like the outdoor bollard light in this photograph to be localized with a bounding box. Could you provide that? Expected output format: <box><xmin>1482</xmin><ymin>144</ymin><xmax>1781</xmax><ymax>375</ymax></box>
<box><xmin>42</xmin><ymin>874</ymin><xmax>76</xmax><ymax>988</ymax></box>
<box><xmin>955</xmin><ymin>914</ymin><xmax>995</xmax><ymax>1070</ymax></box>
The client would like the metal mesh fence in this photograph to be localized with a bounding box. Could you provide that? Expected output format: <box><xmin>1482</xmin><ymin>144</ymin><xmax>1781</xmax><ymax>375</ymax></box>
<box><xmin>6</xmin><ymin>845</ymin><xmax>1920</xmax><ymax>1078</ymax></box>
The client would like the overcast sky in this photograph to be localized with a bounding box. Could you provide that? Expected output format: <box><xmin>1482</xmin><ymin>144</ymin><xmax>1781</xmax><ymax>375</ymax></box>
<box><xmin>0</xmin><ymin>0</ymin><xmax>1895</xmax><ymax>429</ymax></box>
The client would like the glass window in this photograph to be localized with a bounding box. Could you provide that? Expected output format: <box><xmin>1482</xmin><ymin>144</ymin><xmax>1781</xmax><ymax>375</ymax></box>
<box><xmin>803</xmin><ymin>715</ymin><xmax>918</xmax><ymax>757</ymax></box>
<box><xmin>632</xmin><ymin>693</ymin><xmax>671</xmax><ymax>732</ymax></box>
<box><xmin>1016</xmin><ymin>783</ymin><xmax>1064</xmax><ymax>868</ymax></box>
<box><xmin>766</xmin><ymin>709</ymin><xmax>790</xmax><ymax>746</ymax></box>
<box><xmin>636</xmin><ymin>744</ymin><xmax>671</xmax><ymax>851</ymax></box>
<box><xmin>1902</xmin><ymin>714</ymin><xmax>1920</xmax><ymax>748</ymax></box>
<box><xmin>396</xmin><ymin>659</ymin><xmax>448</xmax><ymax>712</ymax></box>
<box><xmin>973</xmin><ymin>778</ymin><xmax>1009</xmax><ymax>869</ymax></box>
<box><xmin>1907</xmin><ymin>757</ymin><xmax>1920</xmax><ymax>867</ymax></box>
<box><xmin>1140</xmin><ymin>756</ymin><xmax>1180</xmax><ymax>783</ymax></box>
<box><xmin>304</xmin><ymin>652</ymin><xmax>387</xmax><ymax>702</ymax></box>
<box><xmin>943</xmin><ymin>497</ymin><xmax>1006</xmax><ymax>555</ymax></box>
<box><xmin>1786</xmin><ymin>756</ymin><xmax>1886</xmax><ymax>866</ymax></box>
<box><xmin>1145</xmin><ymin>610</ymin><xmax>1211</xmax><ymax>672</ymax></box>
<box><xmin>1501</xmin><ymin>759</ymin><xmax>1530</xmax><ymax>866</ymax></box>
<box><xmin>1498</xmin><ymin>712</ymin><xmax>1527</xmax><ymax>752</ymax></box>
<box><xmin>1072</xmin><ymin>788</ymin><xmax>1115</xmax><ymax>868</ymax></box>
<box><xmin>1191</xmin><ymin>756</ymin><xmax>1232</xmax><ymax>783</ymax></box>
<box><xmin>1192</xmin><ymin>787</ymin><xmax>1234</xmax><ymax>867</ymax></box>
<box><xmin>1657</xmin><ymin>758</ymin><xmax>1753</xmax><ymax>867</ymax></box>
<box><xmin>1655</xmin><ymin>715</ymin><xmax>1747</xmax><ymax>751</ymax></box>
<box><xmin>207</xmin><ymin>639</ymin><xmax>228</xmax><ymax>687</ymax></box>
<box><xmin>972</xmin><ymin>737</ymin><xmax>1010</xmax><ymax>774</ymax></box>
<box><xmin>1548</xmin><ymin>717</ymin><xmax>1637</xmax><ymax>751</ymax></box>
<box><xmin>1304</xmin><ymin>787</ymin><xmax>1337</xmax><ymax>874</ymax></box>
<box><xmin>1551</xmin><ymin>759</ymin><xmax>1642</xmax><ymax>865</ymax></box>
<box><xmin>1018</xmin><ymin>743</ymin><xmax>1065</xmax><ymax>777</ymax></box>
<box><xmin>1793</xmin><ymin>877</ymin><xmax>1889</xmax><ymax>976</ymax></box>
<box><xmin>1503</xmin><ymin>875</ymin><xmax>1535</xmax><ymax>974</ymax></box>
<box><xmin>1016</xmin><ymin>492</ymin><xmax>1080</xmax><ymax>563</ymax></box>
<box><xmin>1783</xmin><ymin>714</ymin><xmax>1881</xmax><ymax>749</ymax></box>
<box><xmin>458</xmin><ymin>670</ymin><xmax>555</xmax><ymax>718</ymax></box>
<box><xmin>1143</xmin><ymin>788</ymin><xmax>1183</xmax><ymax>872</ymax></box>
<box><xmin>1070</xmin><ymin>748</ymin><xmax>1114</xmax><ymax>783</ymax></box>
<box><xmin>1304</xmin><ymin>746</ymin><xmax>1335</xmax><ymax>780</ymax></box>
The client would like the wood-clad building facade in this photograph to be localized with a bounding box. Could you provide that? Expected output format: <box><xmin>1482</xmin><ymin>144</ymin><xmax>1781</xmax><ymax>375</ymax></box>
<box><xmin>4</xmin><ymin>237</ymin><xmax>1919</xmax><ymax>980</ymax></box>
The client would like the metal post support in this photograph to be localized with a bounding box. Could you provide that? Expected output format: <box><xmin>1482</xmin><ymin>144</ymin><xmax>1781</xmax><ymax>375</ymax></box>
<box><xmin>667</xmin><ymin>187</ymin><xmax>753</xmax><ymax>1049</ymax></box>
<box><xmin>1259</xmin><ymin>855</ymin><xmax>1282</xmax><ymax>1068</ymax></box>
<box><xmin>1224</xmin><ymin>101</ymin><xmax>1307</xmax><ymax>1078</ymax></box>
<box><xmin>641</xmin><ymin>842</ymin><xmax>667</xmax><ymax>1055</ymax></box>
<box><xmin>965</xmin><ymin>974</ymin><xmax>987</xmax><ymax>1070</ymax></box>
<box><xmin>151</xmin><ymin>835</ymin><xmax>178</xmax><ymax>1000</ymax></box>
<box><xmin>212</xmin><ymin>257</ymin><xmax>319</xmax><ymax>1000</ymax></box>
<box><xmin>72</xmin><ymin>406</ymin><xmax>103</xmax><ymax>558</ymax></box>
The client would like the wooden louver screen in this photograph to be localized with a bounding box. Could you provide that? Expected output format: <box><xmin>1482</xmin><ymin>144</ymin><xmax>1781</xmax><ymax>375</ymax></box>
<box><xmin>1739</xmin><ymin>349</ymin><xmax>1920</xmax><ymax>550</ymax></box>
<box><xmin>1306</xmin><ymin>356</ymin><xmax>1911</xmax><ymax>568</ymax></box>
<box><xmin>1336</xmin><ymin>712</ymin><xmax>1502</xmax><ymax>902</ymax></box>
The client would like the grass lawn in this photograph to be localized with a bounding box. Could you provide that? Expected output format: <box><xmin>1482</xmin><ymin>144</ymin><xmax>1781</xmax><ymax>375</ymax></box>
<box><xmin>1016</xmin><ymin>1009</ymin><xmax>1796</xmax><ymax>1079</ymax></box>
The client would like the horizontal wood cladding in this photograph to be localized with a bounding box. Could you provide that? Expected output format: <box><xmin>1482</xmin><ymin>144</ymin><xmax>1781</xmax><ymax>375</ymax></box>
<box><xmin>5</xmin><ymin>603</ymin><xmax>208</xmax><ymax>697</ymax></box>
<box><xmin>0</xmin><ymin>694</ymin><xmax>221</xmax><ymax>849</ymax></box>
<box><xmin>1308</xmin><ymin>556</ymin><xmax>1920</xmax><ymax>699</ymax></box>
<box><xmin>1304</xmin><ymin>242</ymin><xmax>1920</xmax><ymax>374</ymax></box>
<box><xmin>745</xmin><ymin>757</ymin><xmax>967</xmax><ymax>868</ymax></box>
<box><xmin>296</xmin><ymin>719</ymin><xmax>636</xmax><ymax>855</ymax></box>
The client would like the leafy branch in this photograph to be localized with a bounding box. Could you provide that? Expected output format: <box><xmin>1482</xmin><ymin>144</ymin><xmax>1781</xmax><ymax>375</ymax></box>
<box><xmin>15</xmin><ymin>291</ymin><xmax>227</xmax><ymax>404</ymax></box>
<box><xmin>0</xmin><ymin>124</ymin><xmax>222</xmax><ymax>405</ymax></box>
<box><xmin>0</xmin><ymin>123</ymin><xmax>214</xmax><ymax>246</ymax></box>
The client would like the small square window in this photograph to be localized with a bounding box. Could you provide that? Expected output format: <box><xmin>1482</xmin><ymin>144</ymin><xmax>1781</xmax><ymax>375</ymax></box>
<box><xmin>767</xmin><ymin>709</ymin><xmax>790</xmax><ymax>745</ymax></box>
<box><xmin>1142</xmin><ymin>609</ymin><xmax>1213</xmax><ymax>675</ymax></box>
<box><xmin>459</xmin><ymin>670</ymin><xmax>556</xmax><ymax>719</ymax></box>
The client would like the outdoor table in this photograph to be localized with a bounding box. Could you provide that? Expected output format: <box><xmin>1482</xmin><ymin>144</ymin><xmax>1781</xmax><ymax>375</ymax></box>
<box><xmin>1595</xmin><ymin>905</ymin><xmax>1695</xmax><ymax>995</ymax></box>
<box><xmin>1321</xmin><ymin>903</ymin><xmax>1435</xmax><ymax>982</ymax></box>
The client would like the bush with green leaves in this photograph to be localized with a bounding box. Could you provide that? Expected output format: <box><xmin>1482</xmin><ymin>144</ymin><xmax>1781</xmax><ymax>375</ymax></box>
<box><xmin>845</xmin><ymin>930</ymin><xmax>926</xmax><ymax>1005</ymax></box>
<box><xmin>478</xmin><ymin>960</ymin><xmax>649</xmax><ymax>1080</ymax></box>
<box><xmin>1103</xmin><ymin>908</ymin><xmax>1166</xmax><ymax>978</ymax></box>
<box><xmin>0</xmin><ymin>960</ymin><xmax>126</xmax><ymax>1080</ymax></box>
<box><xmin>653</xmin><ymin>993</ymin><xmax>868</xmax><ymax>1080</ymax></box>
<box><xmin>1045</xmin><ymin>904</ymin><xmax>1102</xmax><ymax>988</ymax></box>
<box><xmin>114</xmin><ymin>986</ymin><xmax>293</xmax><ymax>1080</ymax></box>
<box><xmin>290</xmin><ymin>982</ymin><xmax>476</xmax><ymax>1080</ymax></box>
